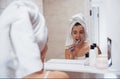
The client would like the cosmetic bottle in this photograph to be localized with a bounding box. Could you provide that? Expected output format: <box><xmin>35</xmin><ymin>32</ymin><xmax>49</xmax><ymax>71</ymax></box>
<box><xmin>93</xmin><ymin>43</ymin><xmax>98</xmax><ymax>57</ymax></box>
<box><xmin>89</xmin><ymin>45</ymin><xmax>96</xmax><ymax>66</ymax></box>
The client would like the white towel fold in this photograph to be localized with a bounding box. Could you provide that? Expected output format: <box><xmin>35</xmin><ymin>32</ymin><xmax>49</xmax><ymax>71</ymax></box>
<box><xmin>0</xmin><ymin>1</ymin><xmax>47</xmax><ymax>78</ymax></box>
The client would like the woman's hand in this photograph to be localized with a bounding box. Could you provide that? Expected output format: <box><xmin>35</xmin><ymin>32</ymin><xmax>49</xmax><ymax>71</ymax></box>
<box><xmin>69</xmin><ymin>39</ymin><xmax>80</xmax><ymax>52</ymax></box>
<box><xmin>67</xmin><ymin>43</ymin><xmax>80</xmax><ymax>59</ymax></box>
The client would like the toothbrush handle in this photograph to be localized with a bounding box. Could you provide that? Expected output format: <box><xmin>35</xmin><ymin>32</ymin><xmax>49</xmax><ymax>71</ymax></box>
<box><xmin>69</xmin><ymin>39</ymin><xmax>81</xmax><ymax>52</ymax></box>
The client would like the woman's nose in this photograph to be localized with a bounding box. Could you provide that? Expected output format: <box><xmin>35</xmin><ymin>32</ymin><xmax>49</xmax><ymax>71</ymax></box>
<box><xmin>76</xmin><ymin>33</ymin><xmax>80</xmax><ymax>37</ymax></box>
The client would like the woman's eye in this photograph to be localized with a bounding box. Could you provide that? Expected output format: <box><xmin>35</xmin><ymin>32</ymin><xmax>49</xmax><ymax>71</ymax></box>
<box><xmin>79</xmin><ymin>30</ymin><xmax>84</xmax><ymax>34</ymax></box>
<box><xmin>72</xmin><ymin>31</ymin><xmax>77</xmax><ymax>34</ymax></box>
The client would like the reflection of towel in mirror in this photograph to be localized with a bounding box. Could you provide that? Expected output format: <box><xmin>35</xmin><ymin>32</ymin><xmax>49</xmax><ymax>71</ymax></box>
<box><xmin>0</xmin><ymin>1</ymin><xmax>47</xmax><ymax>78</ymax></box>
<box><xmin>65</xmin><ymin>13</ymin><xmax>87</xmax><ymax>49</ymax></box>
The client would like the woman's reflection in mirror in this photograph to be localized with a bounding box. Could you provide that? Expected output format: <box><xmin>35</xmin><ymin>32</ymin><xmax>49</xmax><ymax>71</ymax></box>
<box><xmin>65</xmin><ymin>13</ymin><xmax>101</xmax><ymax>59</ymax></box>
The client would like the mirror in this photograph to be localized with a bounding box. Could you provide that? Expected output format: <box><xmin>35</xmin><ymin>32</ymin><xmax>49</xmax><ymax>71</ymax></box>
<box><xmin>44</xmin><ymin>0</ymin><xmax>119</xmax><ymax>70</ymax></box>
<box><xmin>43</xmin><ymin>0</ymin><xmax>91</xmax><ymax>60</ymax></box>
<box><xmin>107</xmin><ymin>37</ymin><xmax>112</xmax><ymax>67</ymax></box>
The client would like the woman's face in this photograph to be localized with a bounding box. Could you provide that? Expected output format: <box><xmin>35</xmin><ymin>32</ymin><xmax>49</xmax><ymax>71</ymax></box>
<box><xmin>71</xmin><ymin>25</ymin><xmax>85</xmax><ymax>43</ymax></box>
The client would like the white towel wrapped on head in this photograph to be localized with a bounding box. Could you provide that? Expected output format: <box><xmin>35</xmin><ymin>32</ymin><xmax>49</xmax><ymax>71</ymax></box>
<box><xmin>0</xmin><ymin>1</ymin><xmax>47</xmax><ymax>78</ymax></box>
<box><xmin>65</xmin><ymin>13</ymin><xmax>87</xmax><ymax>49</ymax></box>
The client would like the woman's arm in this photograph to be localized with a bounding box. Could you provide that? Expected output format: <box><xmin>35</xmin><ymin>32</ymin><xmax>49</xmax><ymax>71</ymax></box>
<box><xmin>65</xmin><ymin>49</ymin><xmax>71</xmax><ymax>59</ymax></box>
<box><xmin>65</xmin><ymin>49</ymin><xmax>75</xmax><ymax>59</ymax></box>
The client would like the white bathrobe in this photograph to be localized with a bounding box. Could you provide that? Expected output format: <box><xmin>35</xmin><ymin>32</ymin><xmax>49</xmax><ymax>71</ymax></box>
<box><xmin>0</xmin><ymin>1</ymin><xmax>47</xmax><ymax>78</ymax></box>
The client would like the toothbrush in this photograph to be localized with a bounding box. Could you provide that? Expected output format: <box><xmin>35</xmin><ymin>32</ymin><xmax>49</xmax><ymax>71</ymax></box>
<box><xmin>69</xmin><ymin>39</ymin><xmax>81</xmax><ymax>52</ymax></box>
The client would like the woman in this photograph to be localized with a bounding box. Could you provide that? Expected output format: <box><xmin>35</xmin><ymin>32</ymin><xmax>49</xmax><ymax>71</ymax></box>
<box><xmin>0</xmin><ymin>1</ymin><xmax>69</xmax><ymax>78</ymax></box>
<box><xmin>65</xmin><ymin>13</ymin><xmax>101</xmax><ymax>59</ymax></box>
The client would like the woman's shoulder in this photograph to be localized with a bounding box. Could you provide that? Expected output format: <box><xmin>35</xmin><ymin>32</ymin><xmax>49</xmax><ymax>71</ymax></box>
<box><xmin>84</xmin><ymin>41</ymin><xmax>91</xmax><ymax>47</ymax></box>
<box><xmin>83</xmin><ymin>42</ymin><xmax>91</xmax><ymax>51</ymax></box>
